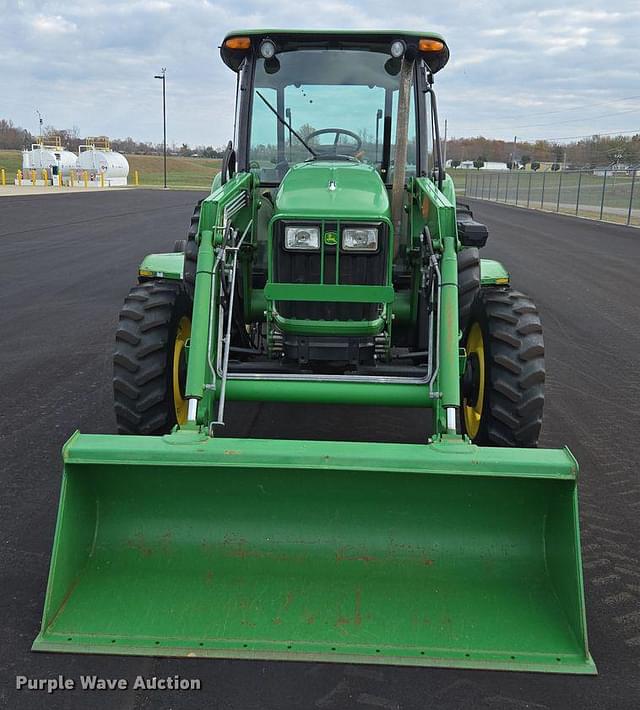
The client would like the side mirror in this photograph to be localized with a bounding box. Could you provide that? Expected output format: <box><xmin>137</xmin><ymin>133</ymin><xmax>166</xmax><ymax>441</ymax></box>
<box><xmin>220</xmin><ymin>140</ymin><xmax>236</xmax><ymax>185</ymax></box>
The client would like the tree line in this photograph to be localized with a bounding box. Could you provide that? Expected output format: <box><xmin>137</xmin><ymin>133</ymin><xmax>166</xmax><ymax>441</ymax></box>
<box><xmin>447</xmin><ymin>134</ymin><xmax>640</xmax><ymax>169</ymax></box>
<box><xmin>3</xmin><ymin>117</ymin><xmax>638</xmax><ymax>168</ymax></box>
<box><xmin>0</xmin><ymin>119</ymin><xmax>226</xmax><ymax>158</ymax></box>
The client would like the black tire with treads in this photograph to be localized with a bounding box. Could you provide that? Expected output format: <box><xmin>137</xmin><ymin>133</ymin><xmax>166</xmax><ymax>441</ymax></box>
<box><xmin>458</xmin><ymin>247</ymin><xmax>480</xmax><ymax>331</ymax></box>
<box><xmin>183</xmin><ymin>199</ymin><xmax>203</xmax><ymax>288</ymax></box>
<box><xmin>464</xmin><ymin>287</ymin><xmax>545</xmax><ymax>447</ymax></box>
<box><xmin>113</xmin><ymin>280</ymin><xmax>192</xmax><ymax>435</ymax></box>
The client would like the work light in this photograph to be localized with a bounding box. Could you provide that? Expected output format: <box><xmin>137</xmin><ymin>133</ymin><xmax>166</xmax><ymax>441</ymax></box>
<box><xmin>285</xmin><ymin>226</ymin><xmax>320</xmax><ymax>250</ymax></box>
<box><xmin>342</xmin><ymin>227</ymin><xmax>379</xmax><ymax>251</ymax></box>
<box><xmin>390</xmin><ymin>40</ymin><xmax>405</xmax><ymax>58</ymax></box>
<box><xmin>260</xmin><ymin>40</ymin><xmax>276</xmax><ymax>59</ymax></box>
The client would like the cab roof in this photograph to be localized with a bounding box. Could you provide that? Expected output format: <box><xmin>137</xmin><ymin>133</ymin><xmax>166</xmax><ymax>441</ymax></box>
<box><xmin>220</xmin><ymin>29</ymin><xmax>449</xmax><ymax>73</ymax></box>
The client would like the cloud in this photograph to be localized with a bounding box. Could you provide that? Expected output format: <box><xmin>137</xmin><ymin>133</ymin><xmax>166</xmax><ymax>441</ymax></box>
<box><xmin>1</xmin><ymin>0</ymin><xmax>639</xmax><ymax>145</ymax></box>
<box><xmin>32</xmin><ymin>14</ymin><xmax>77</xmax><ymax>33</ymax></box>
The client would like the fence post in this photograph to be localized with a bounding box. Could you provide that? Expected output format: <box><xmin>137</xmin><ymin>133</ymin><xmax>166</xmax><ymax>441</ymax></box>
<box><xmin>481</xmin><ymin>171</ymin><xmax>486</xmax><ymax>198</ymax></box>
<box><xmin>496</xmin><ymin>173</ymin><xmax>500</xmax><ymax>201</ymax></box>
<box><xmin>527</xmin><ymin>173</ymin><xmax>532</xmax><ymax>207</ymax></box>
<box><xmin>505</xmin><ymin>171</ymin><xmax>510</xmax><ymax>202</ymax></box>
<box><xmin>464</xmin><ymin>170</ymin><xmax>468</xmax><ymax>196</ymax></box>
<box><xmin>627</xmin><ymin>169</ymin><xmax>636</xmax><ymax>226</ymax></box>
<box><xmin>540</xmin><ymin>172</ymin><xmax>546</xmax><ymax>208</ymax></box>
<box><xmin>515</xmin><ymin>171</ymin><xmax>521</xmax><ymax>205</ymax></box>
<box><xmin>556</xmin><ymin>170</ymin><xmax>563</xmax><ymax>212</ymax></box>
<box><xmin>488</xmin><ymin>174</ymin><xmax>493</xmax><ymax>200</ymax></box>
<box><xmin>575</xmin><ymin>171</ymin><xmax>583</xmax><ymax>216</ymax></box>
<box><xmin>599</xmin><ymin>170</ymin><xmax>607</xmax><ymax>220</ymax></box>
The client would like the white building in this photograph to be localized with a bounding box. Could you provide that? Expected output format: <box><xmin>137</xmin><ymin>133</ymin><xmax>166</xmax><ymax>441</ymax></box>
<box><xmin>449</xmin><ymin>160</ymin><xmax>509</xmax><ymax>171</ymax></box>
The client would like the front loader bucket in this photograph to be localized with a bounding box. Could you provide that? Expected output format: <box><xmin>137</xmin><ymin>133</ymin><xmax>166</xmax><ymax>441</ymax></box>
<box><xmin>34</xmin><ymin>432</ymin><xmax>595</xmax><ymax>674</ymax></box>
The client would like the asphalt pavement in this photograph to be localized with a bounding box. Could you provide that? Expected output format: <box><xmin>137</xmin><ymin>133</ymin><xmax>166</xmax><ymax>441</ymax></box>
<box><xmin>1</xmin><ymin>190</ymin><xmax>639</xmax><ymax>709</ymax></box>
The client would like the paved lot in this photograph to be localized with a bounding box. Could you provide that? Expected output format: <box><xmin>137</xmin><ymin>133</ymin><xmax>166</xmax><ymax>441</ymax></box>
<box><xmin>1</xmin><ymin>190</ymin><xmax>639</xmax><ymax>709</ymax></box>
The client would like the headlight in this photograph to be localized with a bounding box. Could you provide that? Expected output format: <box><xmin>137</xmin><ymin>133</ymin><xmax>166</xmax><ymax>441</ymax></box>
<box><xmin>284</xmin><ymin>226</ymin><xmax>320</xmax><ymax>250</ymax></box>
<box><xmin>342</xmin><ymin>227</ymin><xmax>379</xmax><ymax>251</ymax></box>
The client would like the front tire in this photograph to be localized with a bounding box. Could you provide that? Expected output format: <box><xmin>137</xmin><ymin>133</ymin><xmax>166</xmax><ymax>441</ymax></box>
<box><xmin>113</xmin><ymin>280</ymin><xmax>192</xmax><ymax>435</ymax></box>
<box><xmin>461</xmin><ymin>287</ymin><xmax>545</xmax><ymax>447</ymax></box>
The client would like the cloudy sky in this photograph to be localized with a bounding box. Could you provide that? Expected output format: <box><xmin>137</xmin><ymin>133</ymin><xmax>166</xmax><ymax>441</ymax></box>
<box><xmin>2</xmin><ymin>0</ymin><xmax>639</xmax><ymax>147</ymax></box>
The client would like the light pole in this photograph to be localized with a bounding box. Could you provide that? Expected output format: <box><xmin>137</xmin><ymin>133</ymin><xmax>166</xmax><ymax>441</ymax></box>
<box><xmin>154</xmin><ymin>68</ymin><xmax>167</xmax><ymax>189</ymax></box>
<box><xmin>36</xmin><ymin>109</ymin><xmax>43</xmax><ymax>140</ymax></box>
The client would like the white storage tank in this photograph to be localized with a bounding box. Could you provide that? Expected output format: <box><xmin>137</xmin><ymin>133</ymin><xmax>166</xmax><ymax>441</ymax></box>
<box><xmin>77</xmin><ymin>139</ymin><xmax>129</xmax><ymax>186</ymax></box>
<box><xmin>22</xmin><ymin>139</ymin><xmax>77</xmax><ymax>179</ymax></box>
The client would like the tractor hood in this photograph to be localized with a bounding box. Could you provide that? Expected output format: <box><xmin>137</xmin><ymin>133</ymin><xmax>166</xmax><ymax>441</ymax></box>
<box><xmin>273</xmin><ymin>162</ymin><xmax>390</xmax><ymax>221</ymax></box>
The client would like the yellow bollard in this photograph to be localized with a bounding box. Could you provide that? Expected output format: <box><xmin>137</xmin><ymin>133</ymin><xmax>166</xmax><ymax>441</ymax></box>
<box><xmin>58</xmin><ymin>172</ymin><xmax>63</xmax><ymax>187</ymax></box>
<box><xmin>1</xmin><ymin>168</ymin><xmax>5</xmax><ymax>186</ymax></box>
<box><xmin>83</xmin><ymin>171</ymin><xmax>89</xmax><ymax>188</ymax></box>
<box><xmin>31</xmin><ymin>169</ymin><xmax>37</xmax><ymax>185</ymax></box>
<box><xmin>134</xmin><ymin>170</ymin><xmax>139</xmax><ymax>186</ymax></box>
<box><xmin>100</xmin><ymin>172</ymin><xmax>105</xmax><ymax>188</ymax></box>
<box><xmin>70</xmin><ymin>171</ymin><xmax>74</xmax><ymax>187</ymax></box>
<box><xmin>17</xmin><ymin>169</ymin><xmax>22</xmax><ymax>186</ymax></box>
<box><xmin>42</xmin><ymin>169</ymin><xmax>48</xmax><ymax>183</ymax></box>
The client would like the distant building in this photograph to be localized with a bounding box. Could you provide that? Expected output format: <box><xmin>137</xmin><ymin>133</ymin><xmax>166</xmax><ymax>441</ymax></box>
<box><xmin>449</xmin><ymin>160</ymin><xmax>509</xmax><ymax>171</ymax></box>
<box><xmin>593</xmin><ymin>163</ymin><xmax>638</xmax><ymax>176</ymax></box>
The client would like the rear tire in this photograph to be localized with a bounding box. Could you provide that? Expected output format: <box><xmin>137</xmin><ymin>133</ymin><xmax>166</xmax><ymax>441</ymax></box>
<box><xmin>114</xmin><ymin>280</ymin><xmax>192</xmax><ymax>435</ymax></box>
<box><xmin>458</xmin><ymin>247</ymin><xmax>480</xmax><ymax>331</ymax></box>
<box><xmin>461</xmin><ymin>287</ymin><xmax>545</xmax><ymax>447</ymax></box>
<box><xmin>183</xmin><ymin>200</ymin><xmax>203</xmax><ymax>288</ymax></box>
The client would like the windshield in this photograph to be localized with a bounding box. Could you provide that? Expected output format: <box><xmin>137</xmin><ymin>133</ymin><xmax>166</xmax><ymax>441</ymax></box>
<box><xmin>248</xmin><ymin>48</ymin><xmax>419</xmax><ymax>184</ymax></box>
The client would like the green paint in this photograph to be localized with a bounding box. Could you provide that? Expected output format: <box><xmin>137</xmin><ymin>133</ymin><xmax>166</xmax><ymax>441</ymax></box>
<box><xmin>138</xmin><ymin>252</ymin><xmax>183</xmax><ymax>280</ymax></box>
<box><xmin>33</xmin><ymin>432</ymin><xmax>594</xmax><ymax>674</ymax></box>
<box><xmin>481</xmin><ymin>258</ymin><xmax>511</xmax><ymax>285</ymax></box>
<box><xmin>274</xmin><ymin>162</ymin><xmax>391</xmax><ymax>221</ymax></box>
<box><xmin>265</xmin><ymin>283</ymin><xmax>394</xmax><ymax>304</ymax></box>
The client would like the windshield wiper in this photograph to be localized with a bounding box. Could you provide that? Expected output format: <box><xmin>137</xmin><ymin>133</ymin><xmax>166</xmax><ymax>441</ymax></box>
<box><xmin>255</xmin><ymin>91</ymin><xmax>317</xmax><ymax>159</ymax></box>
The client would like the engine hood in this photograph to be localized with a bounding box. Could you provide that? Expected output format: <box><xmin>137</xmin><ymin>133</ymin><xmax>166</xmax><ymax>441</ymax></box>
<box><xmin>273</xmin><ymin>161</ymin><xmax>390</xmax><ymax>221</ymax></box>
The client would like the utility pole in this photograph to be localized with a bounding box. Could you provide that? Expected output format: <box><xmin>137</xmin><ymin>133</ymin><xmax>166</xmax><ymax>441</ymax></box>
<box><xmin>154</xmin><ymin>68</ymin><xmax>167</xmax><ymax>189</ymax></box>
<box><xmin>511</xmin><ymin>135</ymin><xmax>517</xmax><ymax>169</ymax></box>
<box><xmin>36</xmin><ymin>110</ymin><xmax>43</xmax><ymax>140</ymax></box>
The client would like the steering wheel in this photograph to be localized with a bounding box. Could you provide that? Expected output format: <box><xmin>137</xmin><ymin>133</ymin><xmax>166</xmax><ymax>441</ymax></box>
<box><xmin>305</xmin><ymin>128</ymin><xmax>363</xmax><ymax>158</ymax></box>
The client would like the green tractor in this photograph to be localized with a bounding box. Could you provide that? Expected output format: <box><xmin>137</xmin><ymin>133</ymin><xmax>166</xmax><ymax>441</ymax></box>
<box><xmin>34</xmin><ymin>30</ymin><xmax>595</xmax><ymax>674</ymax></box>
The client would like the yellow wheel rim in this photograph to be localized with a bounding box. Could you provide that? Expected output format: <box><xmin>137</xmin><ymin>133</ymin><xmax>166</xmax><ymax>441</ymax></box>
<box><xmin>172</xmin><ymin>316</ymin><xmax>191</xmax><ymax>425</ymax></box>
<box><xmin>463</xmin><ymin>322</ymin><xmax>485</xmax><ymax>439</ymax></box>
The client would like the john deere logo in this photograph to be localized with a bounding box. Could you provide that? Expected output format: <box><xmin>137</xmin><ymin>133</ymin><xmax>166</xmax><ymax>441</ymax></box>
<box><xmin>324</xmin><ymin>231</ymin><xmax>337</xmax><ymax>245</ymax></box>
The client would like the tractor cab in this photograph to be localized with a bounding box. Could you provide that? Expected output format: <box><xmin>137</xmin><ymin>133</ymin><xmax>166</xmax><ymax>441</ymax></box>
<box><xmin>221</xmin><ymin>31</ymin><xmax>449</xmax><ymax>184</ymax></box>
<box><xmin>216</xmin><ymin>30</ymin><xmax>452</xmax><ymax>370</ymax></box>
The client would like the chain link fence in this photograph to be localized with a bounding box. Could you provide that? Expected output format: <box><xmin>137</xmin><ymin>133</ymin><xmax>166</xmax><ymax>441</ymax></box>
<box><xmin>459</xmin><ymin>169</ymin><xmax>639</xmax><ymax>227</ymax></box>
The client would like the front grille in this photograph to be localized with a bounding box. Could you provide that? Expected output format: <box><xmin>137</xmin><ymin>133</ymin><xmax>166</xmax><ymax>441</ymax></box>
<box><xmin>273</xmin><ymin>221</ymin><xmax>388</xmax><ymax>321</ymax></box>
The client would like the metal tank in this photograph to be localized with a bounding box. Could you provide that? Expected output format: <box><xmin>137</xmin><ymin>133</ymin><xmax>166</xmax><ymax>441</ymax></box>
<box><xmin>22</xmin><ymin>139</ymin><xmax>77</xmax><ymax>179</ymax></box>
<box><xmin>77</xmin><ymin>139</ymin><xmax>129</xmax><ymax>185</ymax></box>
